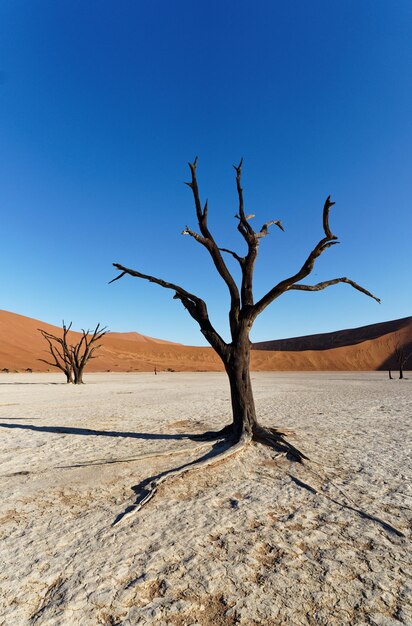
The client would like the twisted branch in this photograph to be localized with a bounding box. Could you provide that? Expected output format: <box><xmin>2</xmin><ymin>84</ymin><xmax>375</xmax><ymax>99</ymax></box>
<box><xmin>231</xmin><ymin>160</ymin><xmax>285</xmax><ymax>308</ymax></box>
<box><xmin>233</xmin><ymin>158</ymin><xmax>254</xmax><ymax>242</ymax></box>
<box><xmin>184</xmin><ymin>158</ymin><xmax>240</xmax><ymax>335</ymax></box>
<box><xmin>288</xmin><ymin>278</ymin><xmax>381</xmax><ymax>303</ymax></box>
<box><xmin>110</xmin><ymin>263</ymin><xmax>228</xmax><ymax>357</ymax></box>
<box><xmin>256</xmin><ymin>219</ymin><xmax>284</xmax><ymax>238</ymax></box>
<box><xmin>38</xmin><ymin>323</ymin><xmax>73</xmax><ymax>381</ymax></box>
<box><xmin>250</xmin><ymin>195</ymin><xmax>377</xmax><ymax>319</ymax></box>
<box><xmin>219</xmin><ymin>247</ymin><xmax>244</xmax><ymax>266</ymax></box>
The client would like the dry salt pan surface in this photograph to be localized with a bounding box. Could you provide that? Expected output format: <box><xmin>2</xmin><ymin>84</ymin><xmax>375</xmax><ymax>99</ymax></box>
<box><xmin>0</xmin><ymin>372</ymin><xmax>411</xmax><ymax>626</ymax></box>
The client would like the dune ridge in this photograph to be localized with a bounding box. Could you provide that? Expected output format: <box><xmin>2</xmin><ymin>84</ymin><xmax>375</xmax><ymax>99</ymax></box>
<box><xmin>0</xmin><ymin>309</ymin><xmax>411</xmax><ymax>372</ymax></box>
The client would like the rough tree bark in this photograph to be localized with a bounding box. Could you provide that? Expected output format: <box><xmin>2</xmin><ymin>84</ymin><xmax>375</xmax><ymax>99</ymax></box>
<box><xmin>110</xmin><ymin>158</ymin><xmax>380</xmax><ymax>513</ymax></box>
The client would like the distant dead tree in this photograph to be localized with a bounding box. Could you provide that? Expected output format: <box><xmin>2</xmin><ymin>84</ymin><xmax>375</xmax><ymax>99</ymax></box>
<box><xmin>39</xmin><ymin>322</ymin><xmax>108</xmax><ymax>384</ymax></box>
<box><xmin>111</xmin><ymin>157</ymin><xmax>379</xmax><ymax>513</ymax></box>
<box><xmin>394</xmin><ymin>343</ymin><xmax>412</xmax><ymax>379</ymax></box>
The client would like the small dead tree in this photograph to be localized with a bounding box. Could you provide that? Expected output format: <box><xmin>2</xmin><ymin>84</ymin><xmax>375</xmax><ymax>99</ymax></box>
<box><xmin>39</xmin><ymin>322</ymin><xmax>74</xmax><ymax>383</ymax></box>
<box><xmin>39</xmin><ymin>322</ymin><xmax>108</xmax><ymax>384</ymax></box>
<box><xmin>111</xmin><ymin>158</ymin><xmax>379</xmax><ymax>510</ymax></box>
<box><xmin>394</xmin><ymin>343</ymin><xmax>412</xmax><ymax>380</ymax></box>
<box><xmin>70</xmin><ymin>324</ymin><xmax>108</xmax><ymax>384</ymax></box>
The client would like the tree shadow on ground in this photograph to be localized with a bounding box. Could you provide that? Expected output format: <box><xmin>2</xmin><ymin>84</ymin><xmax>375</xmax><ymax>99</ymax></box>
<box><xmin>0</xmin><ymin>422</ymin><xmax>196</xmax><ymax>440</ymax></box>
<box><xmin>0</xmin><ymin>421</ymin><xmax>232</xmax><ymax>525</ymax></box>
<box><xmin>0</xmin><ymin>382</ymin><xmax>66</xmax><ymax>385</ymax></box>
<box><xmin>289</xmin><ymin>474</ymin><xmax>405</xmax><ymax>538</ymax></box>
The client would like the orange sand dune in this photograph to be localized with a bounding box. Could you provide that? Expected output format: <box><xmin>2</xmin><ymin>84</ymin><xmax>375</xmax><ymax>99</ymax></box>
<box><xmin>0</xmin><ymin>309</ymin><xmax>411</xmax><ymax>372</ymax></box>
<box><xmin>253</xmin><ymin>316</ymin><xmax>412</xmax><ymax>352</ymax></box>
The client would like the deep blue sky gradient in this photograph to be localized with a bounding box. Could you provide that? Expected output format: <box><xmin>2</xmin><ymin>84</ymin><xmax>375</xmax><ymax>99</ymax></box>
<box><xmin>1</xmin><ymin>1</ymin><xmax>411</xmax><ymax>344</ymax></box>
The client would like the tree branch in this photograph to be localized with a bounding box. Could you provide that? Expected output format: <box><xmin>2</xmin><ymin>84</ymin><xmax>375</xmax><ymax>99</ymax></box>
<box><xmin>181</xmin><ymin>226</ymin><xmax>207</xmax><ymax>245</ymax></box>
<box><xmin>39</xmin><ymin>331</ymin><xmax>63</xmax><ymax>361</ymax></box>
<box><xmin>231</xmin><ymin>162</ymin><xmax>285</xmax><ymax>309</ymax></box>
<box><xmin>219</xmin><ymin>247</ymin><xmax>244</xmax><ymax>266</ymax></box>
<box><xmin>111</xmin><ymin>263</ymin><xmax>205</xmax><ymax>309</ymax></box>
<box><xmin>288</xmin><ymin>277</ymin><xmax>381</xmax><ymax>303</ymax></box>
<box><xmin>38</xmin><ymin>358</ymin><xmax>63</xmax><ymax>370</ymax></box>
<box><xmin>323</xmin><ymin>195</ymin><xmax>336</xmax><ymax>239</ymax></box>
<box><xmin>38</xmin><ymin>327</ymin><xmax>73</xmax><ymax>378</ymax></box>
<box><xmin>233</xmin><ymin>158</ymin><xmax>255</xmax><ymax>242</ymax></box>
<box><xmin>110</xmin><ymin>263</ymin><xmax>228</xmax><ymax>357</ymax></box>
<box><xmin>256</xmin><ymin>219</ymin><xmax>284</xmax><ymax>238</ymax></box>
<box><xmin>251</xmin><ymin>196</ymin><xmax>342</xmax><ymax>318</ymax></box>
<box><xmin>183</xmin><ymin>158</ymin><xmax>241</xmax><ymax>336</ymax></box>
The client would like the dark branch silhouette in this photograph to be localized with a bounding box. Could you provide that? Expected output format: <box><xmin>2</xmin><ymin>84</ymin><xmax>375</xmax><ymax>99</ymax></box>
<box><xmin>39</xmin><ymin>322</ymin><xmax>108</xmax><ymax>384</ymax></box>
<box><xmin>38</xmin><ymin>322</ymin><xmax>73</xmax><ymax>383</ymax></box>
<box><xmin>110</xmin><ymin>157</ymin><xmax>379</xmax><ymax>515</ymax></box>
<box><xmin>70</xmin><ymin>324</ymin><xmax>108</xmax><ymax>384</ymax></box>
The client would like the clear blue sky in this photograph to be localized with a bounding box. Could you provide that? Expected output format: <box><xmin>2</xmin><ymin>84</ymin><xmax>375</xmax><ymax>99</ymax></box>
<box><xmin>1</xmin><ymin>1</ymin><xmax>411</xmax><ymax>345</ymax></box>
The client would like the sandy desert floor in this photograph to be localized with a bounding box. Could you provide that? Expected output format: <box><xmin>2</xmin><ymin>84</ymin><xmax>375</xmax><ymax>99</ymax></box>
<box><xmin>0</xmin><ymin>372</ymin><xmax>410</xmax><ymax>625</ymax></box>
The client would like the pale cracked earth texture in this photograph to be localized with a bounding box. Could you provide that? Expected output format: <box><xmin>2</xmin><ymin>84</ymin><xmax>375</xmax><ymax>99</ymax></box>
<box><xmin>0</xmin><ymin>372</ymin><xmax>410</xmax><ymax>625</ymax></box>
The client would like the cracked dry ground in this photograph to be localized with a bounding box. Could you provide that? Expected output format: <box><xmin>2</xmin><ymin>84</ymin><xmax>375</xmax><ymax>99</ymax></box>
<box><xmin>0</xmin><ymin>372</ymin><xmax>411</xmax><ymax>625</ymax></box>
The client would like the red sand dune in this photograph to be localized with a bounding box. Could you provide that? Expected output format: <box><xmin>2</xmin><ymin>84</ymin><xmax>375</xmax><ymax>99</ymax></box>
<box><xmin>0</xmin><ymin>309</ymin><xmax>411</xmax><ymax>373</ymax></box>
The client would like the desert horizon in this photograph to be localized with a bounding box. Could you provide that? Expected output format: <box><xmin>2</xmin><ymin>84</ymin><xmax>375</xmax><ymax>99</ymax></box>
<box><xmin>1</xmin><ymin>309</ymin><xmax>411</xmax><ymax>375</ymax></box>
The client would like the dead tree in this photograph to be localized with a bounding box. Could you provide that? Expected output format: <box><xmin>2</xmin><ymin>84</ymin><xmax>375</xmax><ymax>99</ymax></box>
<box><xmin>39</xmin><ymin>322</ymin><xmax>108</xmax><ymax>383</ymax></box>
<box><xmin>70</xmin><ymin>324</ymin><xmax>108</xmax><ymax>384</ymax></box>
<box><xmin>111</xmin><ymin>158</ymin><xmax>379</xmax><ymax>511</ymax></box>
<box><xmin>38</xmin><ymin>322</ymin><xmax>74</xmax><ymax>383</ymax></box>
<box><xmin>394</xmin><ymin>343</ymin><xmax>412</xmax><ymax>380</ymax></box>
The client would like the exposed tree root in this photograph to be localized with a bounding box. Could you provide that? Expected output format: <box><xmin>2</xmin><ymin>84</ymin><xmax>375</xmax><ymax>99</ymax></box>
<box><xmin>112</xmin><ymin>433</ymin><xmax>251</xmax><ymax>526</ymax></box>
<box><xmin>252</xmin><ymin>425</ymin><xmax>309</xmax><ymax>463</ymax></box>
<box><xmin>112</xmin><ymin>425</ymin><xmax>309</xmax><ymax>526</ymax></box>
<box><xmin>190</xmin><ymin>423</ymin><xmax>299</xmax><ymax>445</ymax></box>
<box><xmin>111</xmin><ymin>419</ymin><xmax>405</xmax><ymax>541</ymax></box>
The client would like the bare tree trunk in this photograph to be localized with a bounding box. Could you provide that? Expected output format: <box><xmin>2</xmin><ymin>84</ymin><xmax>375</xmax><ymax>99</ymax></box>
<box><xmin>399</xmin><ymin>365</ymin><xmax>404</xmax><ymax>380</ymax></box>
<box><xmin>66</xmin><ymin>370</ymin><xmax>73</xmax><ymax>384</ymax></box>
<box><xmin>388</xmin><ymin>369</ymin><xmax>392</xmax><ymax>380</ymax></box>
<box><xmin>73</xmin><ymin>369</ymin><xmax>84</xmax><ymax>384</ymax></box>
<box><xmin>224</xmin><ymin>338</ymin><xmax>257</xmax><ymax>440</ymax></box>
